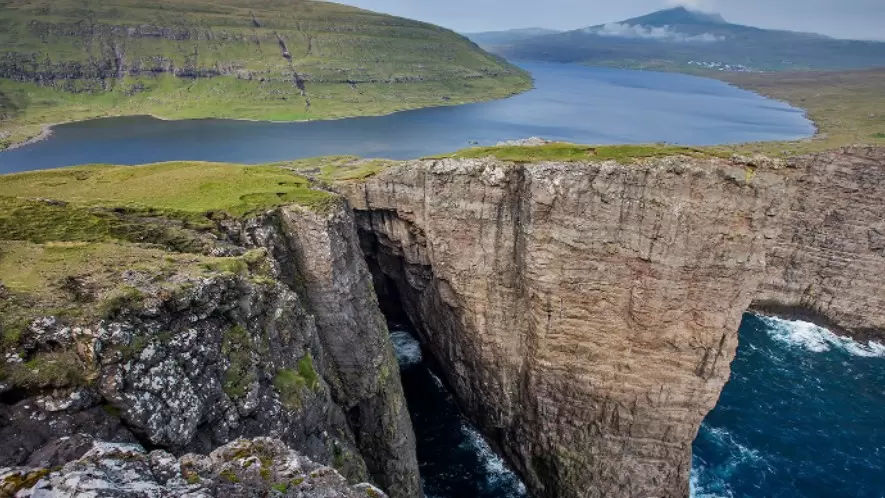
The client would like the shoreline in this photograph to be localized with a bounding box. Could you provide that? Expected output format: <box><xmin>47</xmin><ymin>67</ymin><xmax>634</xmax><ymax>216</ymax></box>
<box><xmin>0</xmin><ymin>85</ymin><xmax>533</xmax><ymax>152</ymax></box>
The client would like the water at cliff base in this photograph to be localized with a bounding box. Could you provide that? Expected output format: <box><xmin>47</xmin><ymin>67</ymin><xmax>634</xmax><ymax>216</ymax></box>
<box><xmin>691</xmin><ymin>313</ymin><xmax>885</xmax><ymax>497</ymax></box>
<box><xmin>390</xmin><ymin>325</ymin><xmax>527</xmax><ymax>498</ymax></box>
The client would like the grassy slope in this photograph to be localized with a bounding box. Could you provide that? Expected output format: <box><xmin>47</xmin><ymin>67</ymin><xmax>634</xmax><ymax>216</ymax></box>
<box><xmin>0</xmin><ymin>159</ymin><xmax>340</xmax><ymax>352</ymax></box>
<box><xmin>0</xmin><ymin>0</ymin><xmax>531</xmax><ymax>149</ymax></box>
<box><xmin>708</xmin><ymin>69</ymin><xmax>885</xmax><ymax>155</ymax></box>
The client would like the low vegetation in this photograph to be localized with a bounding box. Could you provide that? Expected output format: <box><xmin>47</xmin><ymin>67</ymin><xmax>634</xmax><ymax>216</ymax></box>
<box><xmin>711</xmin><ymin>68</ymin><xmax>885</xmax><ymax>154</ymax></box>
<box><xmin>273</xmin><ymin>353</ymin><xmax>320</xmax><ymax>410</ymax></box>
<box><xmin>435</xmin><ymin>143</ymin><xmax>723</xmax><ymax>163</ymax></box>
<box><xmin>0</xmin><ymin>162</ymin><xmax>337</xmax><ymax>216</ymax></box>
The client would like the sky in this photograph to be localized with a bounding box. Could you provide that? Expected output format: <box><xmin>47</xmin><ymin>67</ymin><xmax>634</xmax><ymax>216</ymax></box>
<box><xmin>339</xmin><ymin>0</ymin><xmax>885</xmax><ymax>40</ymax></box>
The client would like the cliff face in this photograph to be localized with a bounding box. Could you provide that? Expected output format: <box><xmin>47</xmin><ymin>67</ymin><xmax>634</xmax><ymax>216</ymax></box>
<box><xmin>753</xmin><ymin>147</ymin><xmax>885</xmax><ymax>340</ymax></box>
<box><xmin>0</xmin><ymin>202</ymin><xmax>420</xmax><ymax>498</ymax></box>
<box><xmin>338</xmin><ymin>147</ymin><xmax>884</xmax><ymax>498</ymax></box>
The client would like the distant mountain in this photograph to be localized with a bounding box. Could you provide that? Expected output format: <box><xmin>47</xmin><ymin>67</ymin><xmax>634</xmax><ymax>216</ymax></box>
<box><xmin>466</xmin><ymin>28</ymin><xmax>563</xmax><ymax>47</ymax></box>
<box><xmin>488</xmin><ymin>7</ymin><xmax>885</xmax><ymax>71</ymax></box>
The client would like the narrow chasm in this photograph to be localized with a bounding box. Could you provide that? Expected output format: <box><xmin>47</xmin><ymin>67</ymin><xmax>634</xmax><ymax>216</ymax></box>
<box><xmin>357</xmin><ymin>217</ymin><xmax>528</xmax><ymax>498</ymax></box>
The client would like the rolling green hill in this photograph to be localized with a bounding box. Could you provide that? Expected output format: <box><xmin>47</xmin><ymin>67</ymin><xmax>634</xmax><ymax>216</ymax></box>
<box><xmin>487</xmin><ymin>7</ymin><xmax>885</xmax><ymax>73</ymax></box>
<box><xmin>0</xmin><ymin>0</ymin><xmax>531</xmax><ymax>149</ymax></box>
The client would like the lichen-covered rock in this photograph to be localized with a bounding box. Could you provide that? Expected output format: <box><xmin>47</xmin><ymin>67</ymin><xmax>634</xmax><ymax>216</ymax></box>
<box><xmin>1</xmin><ymin>205</ymin><xmax>421</xmax><ymax>497</ymax></box>
<box><xmin>2</xmin><ymin>437</ymin><xmax>387</xmax><ymax>497</ymax></box>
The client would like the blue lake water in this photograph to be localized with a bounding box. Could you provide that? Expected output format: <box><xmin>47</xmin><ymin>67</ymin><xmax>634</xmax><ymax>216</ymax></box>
<box><xmin>0</xmin><ymin>62</ymin><xmax>813</xmax><ymax>172</ymax></box>
<box><xmin>692</xmin><ymin>314</ymin><xmax>885</xmax><ymax>498</ymax></box>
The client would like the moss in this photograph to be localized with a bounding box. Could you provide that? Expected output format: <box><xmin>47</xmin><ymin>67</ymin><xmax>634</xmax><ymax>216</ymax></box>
<box><xmin>0</xmin><ymin>350</ymin><xmax>89</xmax><ymax>389</ymax></box>
<box><xmin>222</xmin><ymin>325</ymin><xmax>257</xmax><ymax>400</ymax></box>
<box><xmin>436</xmin><ymin>143</ymin><xmax>721</xmax><ymax>163</ymax></box>
<box><xmin>365</xmin><ymin>488</ymin><xmax>383</xmax><ymax>498</ymax></box>
<box><xmin>1</xmin><ymin>468</ymin><xmax>50</xmax><ymax>494</ymax></box>
<box><xmin>99</xmin><ymin>286</ymin><xmax>145</xmax><ymax>319</ymax></box>
<box><xmin>273</xmin><ymin>353</ymin><xmax>319</xmax><ymax>410</ymax></box>
<box><xmin>290</xmin><ymin>476</ymin><xmax>305</xmax><ymax>487</ymax></box>
<box><xmin>185</xmin><ymin>472</ymin><xmax>201</xmax><ymax>485</ymax></box>
<box><xmin>219</xmin><ymin>469</ymin><xmax>240</xmax><ymax>483</ymax></box>
<box><xmin>272</xmin><ymin>482</ymin><xmax>288</xmax><ymax>493</ymax></box>
<box><xmin>101</xmin><ymin>404</ymin><xmax>122</xmax><ymax>418</ymax></box>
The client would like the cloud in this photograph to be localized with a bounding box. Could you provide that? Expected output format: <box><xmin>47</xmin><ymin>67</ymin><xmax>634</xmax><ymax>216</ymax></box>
<box><xmin>666</xmin><ymin>0</ymin><xmax>714</xmax><ymax>9</ymax></box>
<box><xmin>585</xmin><ymin>23</ymin><xmax>724</xmax><ymax>42</ymax></box>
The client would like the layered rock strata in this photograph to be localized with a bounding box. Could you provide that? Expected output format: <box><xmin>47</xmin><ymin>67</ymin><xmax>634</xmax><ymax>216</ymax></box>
<box><xmin>338</xmin><ymin>146</ymin><xmax>884</xmax><ymax>498</ymax></box>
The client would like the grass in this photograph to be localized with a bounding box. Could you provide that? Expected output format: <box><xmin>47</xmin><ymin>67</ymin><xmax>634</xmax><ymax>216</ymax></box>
<box><xmin>0</xmin><ymin>0</ymin><xmax>531</xmax><ymax>149</ymax></box>
<box><xmin>272</xmin><ymin>156</ymin><xmax>397</xmax><ymax>182</ymax></box>
<box><xmin>0</xmin><ymin>162</ymin><xmax>338</xmax><ymax>216</ymax></box>
<box><xmin>273</xmin><ymin>353</ymin><xmax>320</xmax><ymax>410</ymax></box>
<box><xmin>0</xmin><ymin>239</ymin><xmax>272</xmax><ymax>349</ymax></box>
<box><xmin>708</xmin><ymin>68</ymin><xmax>885</xmax><ymax>154</ymax></box>
<box><xmin>433</xmin><ymin>143</ymin><xmax>724</xmax><ymax>163</ymax></box>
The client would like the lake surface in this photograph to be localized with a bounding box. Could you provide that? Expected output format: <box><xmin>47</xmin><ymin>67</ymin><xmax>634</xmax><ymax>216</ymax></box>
<box><xmin>0</xmin><ymin>62</ymin><xmax>813</xmax><ymax>173</ymax></box>
<box><xmin>692</xmin><ymin>314</ymin><xmax>885</xmax><ymax>498</ymax></box>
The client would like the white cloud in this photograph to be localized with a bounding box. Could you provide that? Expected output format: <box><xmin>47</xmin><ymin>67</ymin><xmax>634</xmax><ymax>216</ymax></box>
<box><xmin>666</xmin><ymin>0</ymin><xmax>715</xmax><ymax>10</ymax></box>
<box><xmin>585</xmin><ymin>23</ymin><xmax>724</xmax><ymax>42</ymax></box>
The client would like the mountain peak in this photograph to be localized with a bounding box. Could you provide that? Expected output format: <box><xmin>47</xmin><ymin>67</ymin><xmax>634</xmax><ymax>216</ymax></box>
<box><xmin>624</xmin><ymin>7</ymin><xmax>728</xmax><ymax>26</ymax></box>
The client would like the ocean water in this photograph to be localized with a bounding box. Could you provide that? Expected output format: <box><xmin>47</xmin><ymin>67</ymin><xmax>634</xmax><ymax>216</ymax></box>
<box><xmin>390</xmin><ymin>325</ymin><xmax>527</xmax><ymax>498</ymax></box>
<box><xmin>691</xmin><ymin>314</ymin><xmax>885</xmax><ymax>497</ymax></box>
<box><xmin>0</xmin><ymin>62</ymin><xmax>813</xmax><ymax>172</ymax></box>
<box><xmin>393</xmin><ymin>314</ymin><xmax>884</xmax><ymax>498</ymax></box>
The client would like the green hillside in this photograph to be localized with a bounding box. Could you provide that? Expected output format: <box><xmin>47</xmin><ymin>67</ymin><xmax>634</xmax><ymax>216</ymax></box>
<box><xmin>0</xmin><ymin>0</ymin><xmax>531</xmax><ymax>149</ymax></box>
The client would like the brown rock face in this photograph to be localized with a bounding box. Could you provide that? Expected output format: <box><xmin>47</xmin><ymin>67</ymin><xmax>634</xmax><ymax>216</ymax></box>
<box><xmin>337</xmin><ymin>147</ymin><xmax>884</xmax><ymax>498</ymax></box>
<box><xmin>753</xmin><ymin>147</ymin><xmax>885</xmax><ymax>342</ymax></box>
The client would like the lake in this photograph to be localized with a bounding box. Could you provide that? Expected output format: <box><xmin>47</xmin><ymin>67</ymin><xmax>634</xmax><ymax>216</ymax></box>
<box><xmin>0</xmin><ymin>62</ymin><xmax>814</xmax><ymax>173</ymax></box>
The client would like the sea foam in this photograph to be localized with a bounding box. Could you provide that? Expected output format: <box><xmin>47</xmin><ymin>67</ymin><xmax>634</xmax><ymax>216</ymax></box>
<box><xmin>390</xmin><ymin>330</ymin><xmax>423</xmax><ymax>366</ymax></box>
<box><xmin>459</xmin><ymin>425</ymin><xmax>527</xmax><ymax>496</ymax></box>
<box><xmin>759</xmin><ymin>315</ymin><xmax>885</xmax><ymax>358</ymax></box>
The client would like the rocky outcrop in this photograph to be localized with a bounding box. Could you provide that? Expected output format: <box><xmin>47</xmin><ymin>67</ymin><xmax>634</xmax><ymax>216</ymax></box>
<box><xmin>2</xmin><ymin>437</ymin><xmax>387</xmax><ymax>497</ymax></box>
<box><xmin>226</xmin><ymin>204</ymin><xmax>422</xmax><ymax>497</ymax></box>
<box><xmin>0</xmin><ymin>204</ymin><xmax>420</xmax><ymax>498</ymax></box>
<box><xmin>337</xmin><ymin>147</ymin><xmax>885</xmax><ymax>498</ymax></box>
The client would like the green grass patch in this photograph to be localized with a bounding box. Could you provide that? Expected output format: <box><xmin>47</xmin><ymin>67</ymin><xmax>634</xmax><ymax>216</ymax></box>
<box><xmin>0</xmin><ymin>162</ymin><xmax>338</xmax><ymax>216</ymax></box>
<box><xmin>435</xmin><ymin>142</ymin><xmax>721</xmax><ymax>163</ymax></box>
<box><xmin>273</xmin><ymin>353</ymin><xmax>320</xmax><ymax>410</ymax></box>
<box><xmin>273</xmin><ymin>156</ymin><xmax>397</xmax><ymax>182</ymax></box>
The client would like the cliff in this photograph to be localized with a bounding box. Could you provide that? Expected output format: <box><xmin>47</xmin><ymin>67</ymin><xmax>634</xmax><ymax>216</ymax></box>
<box><xmin>335</xmin><ymin>146</ymin><xmax>885</xmax><ymax>498</ymax></box>
<box><xmin>1</xmin><ymin>146</ymin><xmax>882</xmax><ymax>498</ymax></box>
<box><xmin>0</xmin><ymin>173</ymin><xmax>421</xmax><ymax>498</ymax></box>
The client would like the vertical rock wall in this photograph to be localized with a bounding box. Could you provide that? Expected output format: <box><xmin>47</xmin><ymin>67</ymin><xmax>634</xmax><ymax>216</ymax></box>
<box><xmin>274</xmin><ymin>203</ymin><xmax>422</xmax><ymax>498</ymax></box>
<box><xmin>341</xmin><ymin>156</ymin><xmax>788</xmax><ymax>497</ymax></box>
<box><xmin>753</xmin><ymin>147</ymin><xmax>885</xmax><ymax>340</ymax></box>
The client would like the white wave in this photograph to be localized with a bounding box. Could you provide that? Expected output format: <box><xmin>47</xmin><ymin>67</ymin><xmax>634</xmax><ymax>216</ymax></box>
<box><xmin>690</xmin><ymin>464</ymin><xmax>733</xmax><ymax>498</ymax></box>
<box><xmin>459</xmin><ymin>425</ymin><xmax>527</xmax><ymax>496</ymax></box>
<box><xmin>390</xmin><ymin>330</ymin><xmax>423</xmax><ymax>366</ymax></box>
<box><xmin>759</xmin><ymin>315</ymin><xmax>885</xmax><ymax>358</ymax></box>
